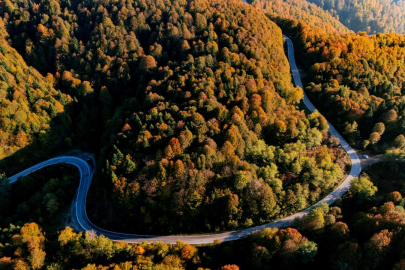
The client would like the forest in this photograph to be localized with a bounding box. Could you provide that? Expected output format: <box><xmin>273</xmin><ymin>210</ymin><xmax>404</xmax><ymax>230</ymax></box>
<box><xmin>0</xmin><ymin>20</ymin><xmax>71</xmax><ymax>163</ymax></box>
<box><xmin>251</xmin><ymin>0</ymin><xmax>405</xmax><ymax>35</ymax></box>
<box><xmin>306</xmin><ymin>0</ymin><xmax>405</xmax><ymax>34</ymax></box>
<box><xmin>249</xmin><ymin>0</ymin><xmax>350</xmax><ymax>35</ymax></box>
<box><xmin>3</xmin><ymin>0</ymin><xmax>405</xmax><ymax>269</ymax></box>
<box><xmin>250</xmin><ymin>1</ymin><xmax>405</xmax><ymax>152</ymax></box>
<box><xmin>2</xmin><ymin>159</ymin><xmax>405</xmax><ymax>270</ymax></box>
<box><xmin>0</xmin><ymin>0</ymin><xmax>348</xmax><ymax>234</ymax></box>
<box><xmin>284</xmin><ymin>23</ymin><xmax>405</xmax><ymax>152</ymax></box>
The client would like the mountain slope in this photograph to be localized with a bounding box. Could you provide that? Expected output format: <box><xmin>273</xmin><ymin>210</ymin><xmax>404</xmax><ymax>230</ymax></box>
<box><xmin>1</xmin><ymin>0</ymin><xmax>346</xmax><ymax>233</ymax></box>
<box><xmin>249</xmin><ymin>0</ymin><xmax>351</xmax><ymax>35</ymax></box>
<box><xmin>0</xmin><ymin>20</ymin><xmax>71</xmax><ymax>162</ymax></box>
<box><xmin>308</xmin><ymin>0</ymin><xmax>405</xmax><ymax>34</ymax></box>
<box><xmin>251</xmin><ymin>0</ymin><xmax>405</xmax><ymax>35</ymax></box>
<box><xmin>279</xmin><ymin>13</ymin><xmax>405</xmax><ymax>153</ymax></box>
<box><xmin>91</xmin><ymin>0</ymin><xmax>344</xmax><ymax>234</ymax></box>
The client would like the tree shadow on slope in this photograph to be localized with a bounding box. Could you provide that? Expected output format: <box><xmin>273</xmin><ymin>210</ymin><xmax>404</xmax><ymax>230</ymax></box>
<box><xmin>0</xmin><ymin>164</ymin><xmax>79</xmax><ymax>235</ymax></box>
<box><xmin>0</xmin><ymin>98</ymin><xmax>98</xmax><ymax>176</ymax></box>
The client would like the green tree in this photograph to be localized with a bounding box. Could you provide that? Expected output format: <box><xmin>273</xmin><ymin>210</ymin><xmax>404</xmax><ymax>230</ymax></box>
<box><xmin>350</xmin><ymin>175</ymin><xmax>377</xmax><ymax>200</ymax></box>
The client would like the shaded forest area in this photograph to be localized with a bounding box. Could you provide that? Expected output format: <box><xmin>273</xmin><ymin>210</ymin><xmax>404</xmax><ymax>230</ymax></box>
<box><xmin>300</xmin><ymin>30</ymin><xmax>405</xmax><ymax>152</ymax></box>
<box><xmin>0</xmin><ymin>165</ymin><xmax>78</xmax><ymax>232</ymax></box>
<box><xmin>0</xmin><ymin>20</ymin><xmax>72</xmax><ymax>167</ymax></box>
<box><xmin>249</xmin><ymin>0</ymin><xmax>351</xmax><ymax>35</ymax></box>
<box><xmin>2</xmin><ymin>160</ymin><xmax>405</xmax><ymax>270</ymax></box>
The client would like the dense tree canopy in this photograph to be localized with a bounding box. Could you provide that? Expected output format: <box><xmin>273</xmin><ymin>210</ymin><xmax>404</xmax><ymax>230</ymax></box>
<box><xmin>307</xmin><ymin>0</ymin><xmax>405</xmax><ymax>34</ymax></box>
<box><xmin>1</xmin><ymin>160</ymin><xmax>405</xmax><ymax>270</ymax></box>
<box><xmin>251</xmin><ymin>0</ymin><xmax>405</xmax><ymax>35</ymax></box>
<box><xmin>77</xmin><ymin>0</ymin><xmax>345</xmax><ymax>233</ymax></box>
<box><xmin>249</xmin><ymin>0</ymin><xmax>351</xmax><ymax>35</ymax></box>
<box><xmin>264</xmin><ymin>17</ymin><xmax>405</xmax><ymax>152</ymax></box>
<box><xmin>302</xmin><ymin>31</ymin><xmax>405</xmax><ymax>151</ymax></box>
<box><xmin>3</xmin><ymin>1</ymin><xmax>405</xmax><ymax>269</ymax></box>
<box><xmin>0</xmin><ymin>0</ymin><xmax>347</xmax><ymax>235</ymax></box>
<box><xmin>0</xmin><ymin>221</ymin><xmax>317</xmax><ymax>270</ymax></box>
<box><xmin>0</xmin><ymin>20</ymin><xmax>71</xmax><ymax>162</ymax></box>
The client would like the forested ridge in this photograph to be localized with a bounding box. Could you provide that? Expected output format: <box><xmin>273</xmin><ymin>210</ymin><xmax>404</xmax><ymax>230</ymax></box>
<box><xmin>248</xmin><ymin>0</ymin><xmax>405</xmax><ymax>155</ymax></box>
<box><xmin>250</xmin><ymin>0</ymin><xmax>405</xmax><ymax>35</ymax></box>
<box><xmin>3</xmin><ymin>0</ymin><xmax>405</xmax><ymax>269</ymax></box>
<box><xmin>2</xmin><ymin>159</ymin><xmax>405</xmax><ymax>270</ymax></box>
<box><xmin>278</xmin><ymin>22</ymin><xmax>405</xmax><ymax>152</ymax></box>
<box><xmin>0</xmin><ymin>20</ymin><xmax>71</xmax><ymax>162</ymax></box>
<box><xmin>249</xmin><ymin>0</ymin><xmax>351</xmax><ymax>35</ymax></box>
<box><xmin>251</xmin><ymin>0</ymin><xmax>405</xmax><ymax>35</ymax></box>
<box><xmin>0</xmin><ymin>0</ymin><xmax>347</xmax><ymax>234</ymax></box>
<box><xmin>85</xmin><ymin>0</ymin><xmax>345</xmax><ymax>233</ymax></box>
<box><xmin>307</xmin><ymin>0</ymin><xmax>405</xmax><ymax>34</ymax></box>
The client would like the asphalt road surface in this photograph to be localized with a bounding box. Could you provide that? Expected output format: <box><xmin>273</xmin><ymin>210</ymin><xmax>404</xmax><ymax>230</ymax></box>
<box><xmin>7</xmin><ymin>36</ymin><xmax>362</xmax><ymax>244</ymax></box>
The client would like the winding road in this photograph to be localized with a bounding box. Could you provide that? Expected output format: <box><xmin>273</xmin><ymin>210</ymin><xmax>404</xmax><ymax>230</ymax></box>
<box><xmin>6</xmin><ymin>36</ymin><xmax>362</xmax><ymax>244</ymax></box>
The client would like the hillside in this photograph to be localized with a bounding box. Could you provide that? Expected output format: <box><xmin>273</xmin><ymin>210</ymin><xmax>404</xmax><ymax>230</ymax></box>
<box><xmin>3</xmin><ymin>0</ymin><xmax>405</xmax><ymax>269</ymax></box>
<box><xmin>249</xmin><ymin>0</ymin><xmax>351</xmax><ymax>35</ymax></box>
<box><xmin>0</xmin><ymin>0</ymin><xmax>346</xmax><ymax>234</ymax></box>
<box><xmin>90</xmin><ymin>0</ymin><xmax>346</xmax><ymax>234</ymax></box>
<box><xmin>247</xmin><ymin>1</ymin><xmax>405</xmax><ymax>153</ymax></box>
<box><xmin>308</xmin><ymin>0</ymin><xmax>405</xmax><ymax>34</ymax></box>
<box><xmin>3</xmin><ymin>159</ymin><xmax>405</xmax><ymax>270</ymax></box>
<box><xmin>288</xmin><ymin>24</ymin><xmax>405</xmax><ymax>152</ymax></box>
<box><xmin>251</xmin><ymin>0</ymin><xmax>405</xmax><ymax>35</ymax></box>
<box><xmin>0</xmin><ymin>20</ymin><xmax>71</xmax><ymax>163</ymax></box>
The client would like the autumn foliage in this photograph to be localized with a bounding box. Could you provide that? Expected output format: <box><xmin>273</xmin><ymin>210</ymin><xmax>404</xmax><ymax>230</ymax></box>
<box><xmin>0</xmin><ymin>0</ymin><xmax>348</xmax><ymax>234</ymax></box>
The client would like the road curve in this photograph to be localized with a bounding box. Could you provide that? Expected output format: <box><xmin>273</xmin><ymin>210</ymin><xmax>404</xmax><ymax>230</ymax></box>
<box><xmin>6</xmin><ymin>36</ymin><xmax>362</xmax><ymax>245</ymax></box>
